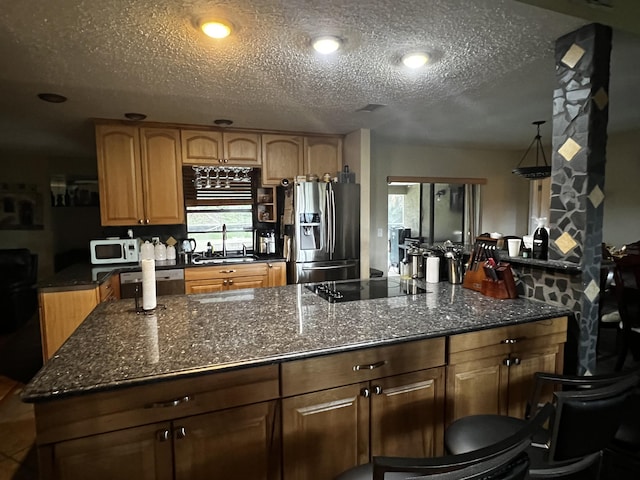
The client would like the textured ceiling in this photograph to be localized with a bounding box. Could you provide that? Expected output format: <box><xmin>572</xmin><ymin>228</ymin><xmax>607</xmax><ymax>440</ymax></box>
<box><xmin>0</xmin><ymin>0</ymin><xmax>639</xmax><ymax>158</ymax></box>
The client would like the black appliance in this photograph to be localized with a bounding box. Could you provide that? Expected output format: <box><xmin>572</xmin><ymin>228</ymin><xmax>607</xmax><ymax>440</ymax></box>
<box><xmin>306</xmin><ymin>278</ymin><xmax>427</xmax><ymax>303</ymax></box>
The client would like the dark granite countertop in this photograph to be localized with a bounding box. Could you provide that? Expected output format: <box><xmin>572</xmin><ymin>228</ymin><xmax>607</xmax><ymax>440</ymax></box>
<box><xmin>22</xmin><ymin>280</ymin><xmax>571</xmax><ymax>403</ymax></box>
<box><xmin>38</xmin><ymin>256</ymin><xmax>287</xmax><ymax>291</ymax></box>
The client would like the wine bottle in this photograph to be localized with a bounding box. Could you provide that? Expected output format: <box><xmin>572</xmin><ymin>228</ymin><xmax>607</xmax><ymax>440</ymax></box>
<box><xmin>533</xmin><ymin>218</ymin><xmax>548</xmax><ymax>260</ymax></box>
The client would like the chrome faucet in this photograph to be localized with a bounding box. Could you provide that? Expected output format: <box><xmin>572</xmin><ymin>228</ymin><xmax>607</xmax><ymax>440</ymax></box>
<box><xmin>242</xmin><ymin>244</ymin><xmax>247</xmax><ymax>257</ymax></box>
<box><xmin>222</xmin><ymin>224</ymin><xmax>227</xmax><ymax>257</ymax></box>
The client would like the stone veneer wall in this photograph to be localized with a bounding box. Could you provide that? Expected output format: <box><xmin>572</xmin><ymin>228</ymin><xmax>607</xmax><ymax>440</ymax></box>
<box><xmin>520</xmin><ymin>24</ymin><xmax>612</xmax><ymax>375</ymax></box>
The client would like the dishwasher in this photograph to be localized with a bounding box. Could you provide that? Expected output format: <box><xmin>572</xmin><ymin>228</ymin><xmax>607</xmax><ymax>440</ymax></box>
<box><xmin>120</xmin><ymin>268</ymin><xmax>185</xmax><ymax>298</ymax></box>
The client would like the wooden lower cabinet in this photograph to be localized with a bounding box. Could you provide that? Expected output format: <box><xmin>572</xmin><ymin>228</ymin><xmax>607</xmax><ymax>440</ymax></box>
<box><xmin>280</xmin><ymin>337</ymin><xmax>446</xmax><ymax>480</ymax></box>
<box><xmin>39</xmin><ymin>274</ymin><xmax>121</xmax><ymax>360</ymax></box>
<box><xmin>185</xmin><ymin>262</ymin><xmax>286</xmax><ymax>293</ymax></box>
<box><xmin>281</xmin><ymin>367</ymin><xmax>445</xmax><ymax>480</ymax></box>
<box><xmin>446</xmin><ymin>317</ymin><xmax>567</xmax><ymax>424</ymax></box>
<box><xmin>267</xmin><ymin>262</ymin><xmax>287</xmax><ymax>287</ymax></box>
<box><xmin>42</xmin><ymin>402</ymin><xmax>279</xmax><ymax>480</ymax></box>
<box><xmin>42</xmin><ymin>422</ymin><xmax>173</xmax><ymax>480</ymax></box>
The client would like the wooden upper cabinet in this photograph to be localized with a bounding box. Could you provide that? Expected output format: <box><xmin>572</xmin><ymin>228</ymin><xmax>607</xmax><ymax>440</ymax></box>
<box><xmin>261</xmin><ymin>134</ymin><xmax>303</xmax><ymax>185</ymax></box>
<box><xmin>303</xmin><ymin>136</ymin><xmax>342</xmax><ymax>178</ymax></box>
<box><xmin>140</xmin><ymin>128</ymin><xmax>184</xmax><ymax>224</ymax></box>
<box><xmin>224</xmin><ymin>132</ymin><xmax>261</xmax><ymax>166</ymax></box>
<box><xmin>181</xmin><ymin>130</ymin><xmax>261</xmax><ymax>166</ymax></box>
<box><xmin>181</xmin><ymin>130</ymin><xmax>222</xmax><ymax>165</ymax></box>
<box><xmin>96</xmin><ymin>124</ymin><xmax>184</xmax><ymax>226</ymax></box>
<box><xmin>96</xmin><ymin>124</ymin><xmax>145</xmax><ymax>226</ymax></box>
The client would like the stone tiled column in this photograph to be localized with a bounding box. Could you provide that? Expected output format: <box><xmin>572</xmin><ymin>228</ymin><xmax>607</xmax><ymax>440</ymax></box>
<box><xmin>548</xmin><ymin>23</ymin><xmax>612</xmax><ymax>374</ymax></box>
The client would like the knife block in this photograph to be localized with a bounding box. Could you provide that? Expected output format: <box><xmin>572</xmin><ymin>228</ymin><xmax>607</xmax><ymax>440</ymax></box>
<box><xmin>462</xmin><ymin>266</ymin><xmax>485</xmax><ymax>292</ymax></box>
<box><xmin>480</xmin><ymin>263</ymin><xmax>518</xmax><ymax>299</ymax></box>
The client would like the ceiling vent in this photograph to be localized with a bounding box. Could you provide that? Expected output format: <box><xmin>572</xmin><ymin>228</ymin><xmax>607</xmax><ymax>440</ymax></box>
<box><xmin>356</xmin><ymin>104</ymin><xmax>386</xmax><ymax>113</ymax></box>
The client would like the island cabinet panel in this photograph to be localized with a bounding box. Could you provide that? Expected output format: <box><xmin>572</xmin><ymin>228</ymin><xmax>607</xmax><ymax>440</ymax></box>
<box><xmin>282</xmin><ymin>383</ymin><xmax>369</xmax><ymax>480</ymax></box>
<box><xmin>96</xmin><ymin>124</ymin><xmax>184</xmax><ymax>226</ymax></box>
<box><xmin>39</xmin><ymin>287</ymin><xmax>100</xmax><ymax>361</ymax></box>
<box><xmin>446</xmin><ymin>317</ymin><xmax>567</xmax><ymax>425</ymax></box>
<box><xmin>281</xmin><ymin>338</ymin><xmax>446</xmax><ymax>479</ymax></box>
<box><xmin>174</xmin><ymin>401</ymin><xmax>280</xmax><ymax>480</ymax></box>
<box><xmin>40</xmin><ymin>422</ymin><xmax>173</xmax><ymax>480</ymax></box>
<box><xmin>35</xmin><ymin>365</ymin><xmax>280</xmax><ymax>480</ymax></box>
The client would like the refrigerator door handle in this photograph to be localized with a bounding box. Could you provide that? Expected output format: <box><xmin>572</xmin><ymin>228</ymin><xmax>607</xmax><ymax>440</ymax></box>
<box><xmin>330</xmin><ymin>187</ymin><xmax>336</xmax><ymax>256</ymax></box>
<box><xmin>324</xmin><ymin>186</ymin><xmax>331</xmax><ymax>254</ymax></box>
<box><xmin>302</xmin><ymin>263</ymin><xmax>358</xmax><ymax>271</ymax></box>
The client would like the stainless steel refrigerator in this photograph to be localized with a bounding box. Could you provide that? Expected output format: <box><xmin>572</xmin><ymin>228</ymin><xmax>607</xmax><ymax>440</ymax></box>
<box><xmin>286</xmin><ymin>182</ymin><xmax>360</xmax><ymax>283</ymax></box>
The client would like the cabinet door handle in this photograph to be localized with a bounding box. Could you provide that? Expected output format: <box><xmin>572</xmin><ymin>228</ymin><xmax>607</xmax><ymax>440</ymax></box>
<box><xmin>157</xmin><ymin>429</ymin><xmax>170</xmax><ymax>442</ymax></box>
<box><xmin>360</xmin><ymin>387</ymin><xmax>371</xmax><ymax>398</ymax></box>
<box><xmin>353</xmin><ymin>360</ymin><xmax>386</xmax><ymax>371</ymax></box>
<box><xmin>268</xmin><ymin>263</ymin><xmax>273</xmax><ymax>268</ymax></box>
<box><xmin>513</xmin><ymin>357</ymin><xmax>521</xmax><ymax>365</ymax></box>
<box><xmin>228</xmin><ymin>279</ymin><xmax>234</xmax><ymax>285</ymax></box>
<box><xmin>138</xmin><ymin>219</ymin><xmax>144</xmax><ymax>224</ymax></box>
<box><xmin>503</xmin><ymin>358</ymin><xmax>513</xmax><ymax>367</ymax></box>
<box><xmin>223</xmin><ymin>280</ymin><xmax>228</xmax><ymax>286</ymax></box>
<box><xmin>501</xmin><ymin>337</ymin><xmax>525</xmax><ymax>344</ymax></box>
<box><xmin>145</xmin><ymin>395</ymin><xmax>191</xmax><ymax>408</ymax></box>
<box><xmin>219</xmin><ymin>269</ymin><xmax>236</xmax><ymax>274</ymax></box>
<box><xmin>373</xmin><ymin>385</ymin><xmax>383</xmax><ymax>395</ymax></box>
<box><xmin>145</xmin><ymin>218</ymin><xmax>150</xmax><ymax>224</ymax></box>
<box><xmin>174</xmin><ymin>426</ymin><xmax>187</xmax><ymax>439</ymax></box>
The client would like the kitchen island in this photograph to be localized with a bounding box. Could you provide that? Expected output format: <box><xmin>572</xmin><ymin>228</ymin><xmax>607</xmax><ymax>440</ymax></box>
<box><xmin>23</xmin><ymin>279</ymin><xmax>571</xmax><ymax>480</ymax></box>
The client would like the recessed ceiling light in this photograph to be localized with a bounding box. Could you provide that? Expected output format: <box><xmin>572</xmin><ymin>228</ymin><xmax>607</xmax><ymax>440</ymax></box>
<box><xmin>37</xmin><ymin>93</ymin><xmax>67</xmax><ymax>103</ymax></box>
<box><xmin>401</xmin><ymin>52</ymin><xmax>430</xmax><ymax>69</ymax></box>
<box><xmin>124</xmin><ymin>113</ymin><xmax>147</xmax><ymax>121</ymax></box>
<box><xmin>200</xmin><ymin>20</ymin><xmax>232</xmax><ymax>39</ymax></box>
<box><xmin>312</xmin><ymin>36</ymin><xmax>342</xmax><ymax>54</ymax></box>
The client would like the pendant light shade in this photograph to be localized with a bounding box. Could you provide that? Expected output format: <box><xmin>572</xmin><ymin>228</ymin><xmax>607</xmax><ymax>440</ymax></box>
<box><xmin>512</xmin><ymin>121</ymin><xmax>551</xmax><ymax>180</ymax></box>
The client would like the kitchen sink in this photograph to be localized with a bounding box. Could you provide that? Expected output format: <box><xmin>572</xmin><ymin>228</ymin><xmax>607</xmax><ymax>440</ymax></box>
<box><xmin>192</xmin><ymin>255</ymin><xmax>257</xmax><ymax>265</ymax></box>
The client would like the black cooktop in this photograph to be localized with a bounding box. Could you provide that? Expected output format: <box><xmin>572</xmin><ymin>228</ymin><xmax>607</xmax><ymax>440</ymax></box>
<box><xmin>306</xmin><ymin>278</ymin><xmax>428</xmax><ymax>303</ymax></box>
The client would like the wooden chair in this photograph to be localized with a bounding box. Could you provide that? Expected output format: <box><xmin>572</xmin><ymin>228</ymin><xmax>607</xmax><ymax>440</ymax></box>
<box><xmin>612</xmin><ymin>254</ymin><xmax>640</xmax><ymax>371</ymax></box>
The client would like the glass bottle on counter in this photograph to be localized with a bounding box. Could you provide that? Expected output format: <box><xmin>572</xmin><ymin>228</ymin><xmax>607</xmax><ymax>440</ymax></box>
<box><xmin>532</xmin><ymin>217</ymin><xmax>548</xmax><ymax>260</ymax></box>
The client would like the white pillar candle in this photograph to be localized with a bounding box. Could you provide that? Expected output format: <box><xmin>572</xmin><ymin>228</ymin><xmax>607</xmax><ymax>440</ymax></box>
<box><xmin>426</xmin><ymin>256</ymin><xmax>440</xmax><ymax>283</ymax></box>
<box><xmin>141</xmin><ymin>258</ymin><xmax>157</xmax><ymax>310</ymax></box>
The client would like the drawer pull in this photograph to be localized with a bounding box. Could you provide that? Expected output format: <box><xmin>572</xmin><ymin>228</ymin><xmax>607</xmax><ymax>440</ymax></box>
<box><xmin>360</xmin><ymin>387</ymin><xmax>371</xmax><ymax>398</ymax></box>
<box><xmin>501</xmin><ymin>337</ymin><xmax>525</xmax><ymax>345</ymax></box>
<box><xmin>353</xmin><ymin>360</ymin><xmax>386</xmax><ymax>371</ymax></box>
<box><xmin>219</xmin><ymin>269</ymin><xmax>236</xmax><ymax>274</ymax></box>
<box><xmin>146</xmin><ymin>395</ymin><xmax>191</xmax><ymax>408</ymax></box>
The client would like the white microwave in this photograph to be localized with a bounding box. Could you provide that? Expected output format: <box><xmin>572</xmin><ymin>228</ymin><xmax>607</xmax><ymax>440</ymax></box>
<box><xmin>90</xmin><ymin>238</ymin><xmax>140</xmax><ymax>265</ymax></box>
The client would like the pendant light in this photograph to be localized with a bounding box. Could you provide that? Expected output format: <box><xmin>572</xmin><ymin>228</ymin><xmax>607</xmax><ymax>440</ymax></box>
<box><xmin>512</xmin><ymin>120</ymin><xmax>551</xmax><ymax>179</ymax></box>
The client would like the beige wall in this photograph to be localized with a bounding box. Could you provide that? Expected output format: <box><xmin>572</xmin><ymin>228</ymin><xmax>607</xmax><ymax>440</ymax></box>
<box><xmin>0</xmin><ymin>154</ymin><xmax>99</xmax><ymax>279</ymax></box>
<box><xmin>369</xmin><ymin>134</ymin><xmax>531</xmax><ymax>272</ymax></box>
<box><xmin>603</xmin><ymin>129</ymin><xmax>640</xmax><ymax>248</ymax></box>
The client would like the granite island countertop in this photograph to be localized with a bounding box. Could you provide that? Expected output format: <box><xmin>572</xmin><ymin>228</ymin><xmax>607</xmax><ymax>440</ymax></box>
<box><xmin>22</xmin><ymin>280</ymin><xmax>571</xmax><ymax>403</ymax></box>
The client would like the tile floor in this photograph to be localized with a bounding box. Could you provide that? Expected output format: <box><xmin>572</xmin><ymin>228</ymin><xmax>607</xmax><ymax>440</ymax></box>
<box><xmin>0</xmin><ymin>379</ymin><xmax>38</xmax><ymax>480</ymax></box>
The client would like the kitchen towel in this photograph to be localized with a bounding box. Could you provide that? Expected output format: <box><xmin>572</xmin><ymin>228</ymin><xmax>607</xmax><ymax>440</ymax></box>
<box><xmin>426</xmin><ymin>256</ymin><xmax>440</xmax><ymax>283</ymax></box>
<box><xmin>141</xmin><ymin>258</ymin><xmax>157</xmax><ymax>310</ymax></box>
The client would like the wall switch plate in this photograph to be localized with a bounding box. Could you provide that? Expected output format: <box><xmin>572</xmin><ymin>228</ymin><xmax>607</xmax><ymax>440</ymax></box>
<box><xmin>377</xmin><ymin>228</ymin><xmax>383</xmax><ymax>237</ymax></box>
<box><xmin>152</xmin><ymin>236</ymin><xmax>160</xmax><ymax>244</ymax></box>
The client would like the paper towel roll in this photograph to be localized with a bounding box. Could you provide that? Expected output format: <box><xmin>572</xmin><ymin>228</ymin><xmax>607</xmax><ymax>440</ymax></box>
<box><xmin>141</xmin><ymin>258</ymin><xmax>157</xmax><ymax>310</ymax></box>
<box><xmin>426</xmin><ymin>256</ymin><xmax>440</xmax><ymax>283</ymax></box>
